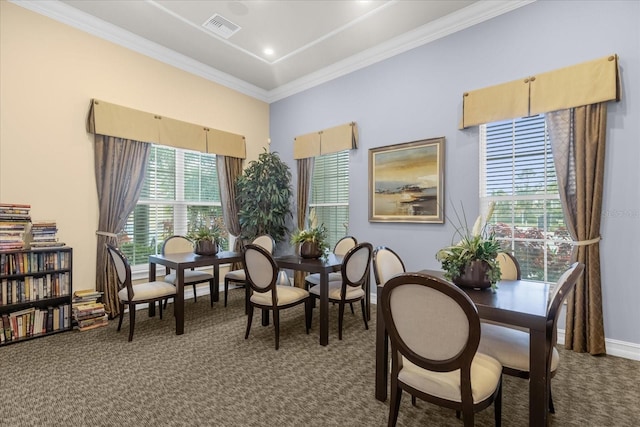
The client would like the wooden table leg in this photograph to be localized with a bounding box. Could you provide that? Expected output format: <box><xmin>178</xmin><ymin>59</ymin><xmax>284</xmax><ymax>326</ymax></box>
<box><xmin>212</xmin><ymin>265</ymin><xmax>220</xmax><ymax>302</ymax></box>
<box><xmin>148</xmin><ymin>263</ymin><xmax>157</xmax><ymax>317</ymax></box>
<box><xmin>320</xmin><ymin>272</ymin><xmax>329</xmax><ymax>346</ymax></box>
<box><xmin>175</xmin><ymin>268</ymin><xmax>185</xmax><ymax>335</ymax></box>
<box><xmin>375</xmin><ymin>289</ymin><xmax>388</xmax><ymax>401</ymax></box>
<box><xmin>529</xmin><ymin>328</ymin><xmax>549</xmax><ymax>426</ymax></box>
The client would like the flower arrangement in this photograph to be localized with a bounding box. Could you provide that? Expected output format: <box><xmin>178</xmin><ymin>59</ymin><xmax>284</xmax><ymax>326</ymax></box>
<box><xmin>291</xmin><ymin>210</ymin><xmax>329</xmax><ymax>259</ymax></box>
<box><xmin>436</xmin><ymin>202</ymin><xmax>502</xmax><ymax>290</ymax></box>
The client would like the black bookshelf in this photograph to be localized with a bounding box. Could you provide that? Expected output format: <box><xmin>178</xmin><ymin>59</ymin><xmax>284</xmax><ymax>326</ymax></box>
<box><xmin>0</xmin><ymin>247</ymin><xmax>73</xmax><ymax>345</ymax></box>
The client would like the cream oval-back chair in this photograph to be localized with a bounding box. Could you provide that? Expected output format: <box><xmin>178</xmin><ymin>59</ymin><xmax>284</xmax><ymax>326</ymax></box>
<box><xmin>372</xmin><ymin>246</ymin><xmax>406</xmax><ymax>287</ymax></box>
<box><xmin>162</xmin><ymin>236</ymin><xmax>216</xmax><ymax>307</ymax></box>
<box><xmin>380</xmin><ymin>272</ymin><xmax>503</xmax><ymax>426</ymax></box>
<box><xmin>224</xmin><ymin>234</ymin><xmax>275</xmax><ymax>313</ymax></box>
<box><xmin>106</xmin><ymin>244</ymin><xmax>176</xmax><ymax>342</ymax></box>
<box><xmin>478</xmin><ymin>262</ymin><xmax>585</xmax><ymax>416</ymax></box>
<box><xmin>243</xmin><ymin>244</ymin><xmax>311</xmax><ymax>350</ymax></box>
<box><xmin>496</xmin><ymin>252</ymin><xmax>521</xmax><ymax>280</ymax></box>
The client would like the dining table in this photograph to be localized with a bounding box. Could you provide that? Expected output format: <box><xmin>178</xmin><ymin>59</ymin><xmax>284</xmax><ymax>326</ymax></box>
<box><xmin>148</xmin><ymin>250</ymin><xmax>242</xmax><ymax>335</ymax></box>
<box><xmin>375</xmin><ymin>269</ymin><xmax>551</xmax><ymax>426</ymax></box>
<box><xmin>274</xmin><ymin>253</ymin><xmax>362</xmax><ymax>346</ymax></box>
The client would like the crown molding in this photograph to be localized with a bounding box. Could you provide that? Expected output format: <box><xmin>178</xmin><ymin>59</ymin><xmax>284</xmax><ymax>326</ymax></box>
<box><xmin>11</xmin><ymin>0</ymin><xmax>535</xmax><ymax>104</ymax></box>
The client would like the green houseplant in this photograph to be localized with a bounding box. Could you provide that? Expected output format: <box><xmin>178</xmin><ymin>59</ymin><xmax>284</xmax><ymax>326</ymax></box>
<box><xmin>236</xmin><ymin>149</ymin><xmax>293</xmax><ymax>244</ymax></box>
<box><xmin>436</xmin><ymin>203</ymin><xmax>502</xmax><ymax>290</ymax></box>
<box><xmin>187</xmin><ymin>223</ymin><xmax>222</xmax><ymax>256</ymax></box>
<box><xmin>291</xmin><ymin>223</ymin><xmax>329</xmax><ymax>259</ymax></box>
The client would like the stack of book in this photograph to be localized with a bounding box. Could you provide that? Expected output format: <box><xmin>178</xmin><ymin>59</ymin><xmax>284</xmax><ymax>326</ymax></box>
<box><xmin>30</xmin><ymin>220</ymin><xmax>66</xmax><ymax>250</ymax></box>
<box><xmin>0</xmin><ymin>203</ymin><xmax>31</xmax><ymax>251</ymax></box>
<box><xmin>72</xmin><ymin>290</ymin><xmax>108</xmax><ymax>331</ymax></box>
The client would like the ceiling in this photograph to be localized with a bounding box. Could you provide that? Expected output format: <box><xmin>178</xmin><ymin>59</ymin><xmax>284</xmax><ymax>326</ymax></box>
<box><xmin>16</xmin><ymin>0</ymin><xmax>533</xmax><ymax>102</ymax></box>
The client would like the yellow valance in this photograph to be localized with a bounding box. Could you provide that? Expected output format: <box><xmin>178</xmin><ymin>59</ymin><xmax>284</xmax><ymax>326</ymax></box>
<box><xmin>87</xmin><ymin>99</ymin><xmax>245</xmax><ymax>158</ymax></box>
<box><xmin>461</xmin><ymin>54</ymin><xmax>620</xmax><ymax>128</ymax></box>
<box><xmin>293</xmin><ymin>122</ymin><xmax>358</xmax><ymax>159</ymax></box>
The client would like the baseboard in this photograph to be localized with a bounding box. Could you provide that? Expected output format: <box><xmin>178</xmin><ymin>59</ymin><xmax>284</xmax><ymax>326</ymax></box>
<box><xmin>556</xmin><ymin>329</ymin><xmax>640</xmax><ymax>361</ymax></box>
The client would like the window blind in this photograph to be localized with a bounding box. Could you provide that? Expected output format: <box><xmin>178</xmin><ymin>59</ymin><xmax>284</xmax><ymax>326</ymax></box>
<box><xmin>310</xmin><ymin>150</ymin><xmax>349</xmax><ymax>248</ymax></box>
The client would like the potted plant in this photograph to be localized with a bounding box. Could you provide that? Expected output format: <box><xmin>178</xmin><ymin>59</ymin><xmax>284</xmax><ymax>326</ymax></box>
<box><xmin>436</xmin><ymin>202</ymin><xmax>502</xmax><ymax>290</ymax></box>
<box><xmin>291</xmin><ymin>223</ymin><xmax>329</xmax><ymax>259</ymax></box>
<box><xmin>236</xmin><ymin>149</ymin><xmax>293</xmax><ymax>245</ymax></box>
<box><xmin>187</xmin><ymin>223</ymin><xmax>221</xmax><ymax>256</ymax></box>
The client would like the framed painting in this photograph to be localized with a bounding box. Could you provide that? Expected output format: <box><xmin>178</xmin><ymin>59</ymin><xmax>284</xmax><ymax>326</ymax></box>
<box><xmin>368</xmin><ymin>137</ymin><xmax>445</xmax><ymax>223</ymax></box>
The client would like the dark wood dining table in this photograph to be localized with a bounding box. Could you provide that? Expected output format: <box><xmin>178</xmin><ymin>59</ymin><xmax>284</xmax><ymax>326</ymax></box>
<box><xmin>148</xmin><ymin>251</ymin><xmax>242</xmax><ymax>335</ymax></box>
<box><xmin>275</xmin><ymin>253</ymin><xmax>360</xmax><ymax>346</ymax></box>
<box><xmin>375</xmin><ymin>269</ymin><xmax>551</xmax><ymax>426</ymax></box>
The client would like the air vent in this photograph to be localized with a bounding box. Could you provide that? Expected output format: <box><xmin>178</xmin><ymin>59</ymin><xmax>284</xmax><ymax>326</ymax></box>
<box><xmin>202</xmin><ymin>14</ymin><xmax>241</xmax><ymax>39</ymax></box>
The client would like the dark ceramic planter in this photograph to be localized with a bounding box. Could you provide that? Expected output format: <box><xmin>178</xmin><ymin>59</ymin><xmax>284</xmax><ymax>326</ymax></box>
<box><xmin>194</xmin><ymin>240</ymin><xmax>218</xmax><ymax>256</ymax></box>
<box><xmin>452</xmin><ymin>260</ymin><xmax>492</xmax><ymax>290</ymax></box>
<box><xmin>300</xmin><ymin>241</ymin><xmax>322</xmax><ymax>259</ymax></box>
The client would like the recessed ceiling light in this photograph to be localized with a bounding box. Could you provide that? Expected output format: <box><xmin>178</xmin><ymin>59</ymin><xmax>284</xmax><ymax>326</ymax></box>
<box><xmin>263</xmin><ymin>48</ymin><xmax>274</xmax><ymax>56</ymax></box>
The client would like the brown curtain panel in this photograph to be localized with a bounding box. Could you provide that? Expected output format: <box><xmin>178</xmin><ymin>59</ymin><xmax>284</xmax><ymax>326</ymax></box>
<box><xmin>94</xmin><ymin>135</ymin><xmax>151</xmax><ymax>318</ymax></box>
<box><xmin>547</xmin><ymin>104</ymin><xmax>607</xmax><ymax>355</ymax></box>
<box><xmin>294</xmin><ymin>157</ymin><xmax>315</xmax><ymax>288</ymax></box>
<box><xmin>217</xmin><ymin>155</ymin><xmax>243</xmax><ymax>270</ymax></box>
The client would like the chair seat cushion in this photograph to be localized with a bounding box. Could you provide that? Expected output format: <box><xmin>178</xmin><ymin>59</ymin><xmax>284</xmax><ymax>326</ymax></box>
<box><xmin>119</xmin><ymin>281</ymin><xmax>176</xmax><ymax>302</ymax></box>
<box><xmin>225</xmin><ymin>269</ymin><xmax>246</xmax><ymax>282</ymax></box>
<box><xmin>399</xmin><ymin>352</ymin><xmax>502</xmax><ymax>403</ymax></box>
<box><xmin>305</xmin><ymin>272</ymin><xmax>342</xmax><ymax>285</ymax></box>
<box><xmin>308</xmin><ymin>282</ymin><xmax>365</xmax><ymax>301</ymax></box>
<box><xmin>478</xmin><ymin>323</ymin><xmax>559</xmax><ymax>372</ymax></box>
<box><xmin>164</xmin><ymin>270</ymin><xmax>213</xmax><ymax>285</ymax></box>
<box><xmin>250</xmin><ymin>285</ymin><xmax>309</xmax><ymax>306</ymax></box>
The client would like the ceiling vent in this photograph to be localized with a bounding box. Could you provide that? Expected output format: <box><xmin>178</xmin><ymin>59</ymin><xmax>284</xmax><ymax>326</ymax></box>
<box><xmin>202</xmin><ymin>14</ymin><xmax>241</xmax><ymax>39</ymax></box>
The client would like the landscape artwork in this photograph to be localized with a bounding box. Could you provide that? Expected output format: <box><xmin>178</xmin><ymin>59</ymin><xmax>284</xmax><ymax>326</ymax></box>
<box><xmin>368</xmin><ymin>137</ymin><xmax>444</xmax><ymax>223</ymax></box>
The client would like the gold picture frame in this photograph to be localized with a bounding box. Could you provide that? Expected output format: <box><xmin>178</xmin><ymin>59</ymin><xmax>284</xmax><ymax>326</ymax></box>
<box><xmin>368</xmin><ymin>137</ymin><xmax>445</xmax><ymax>223</ymax></box>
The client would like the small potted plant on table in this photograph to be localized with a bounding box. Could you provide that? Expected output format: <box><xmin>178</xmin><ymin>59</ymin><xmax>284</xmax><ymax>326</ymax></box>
<box><xmin>188</xmin><ymin>223</ymin><xmax>221</xmax><ymax>256</ymax></box>
<box><xmin>291</xmin><ymin>224</ymin><xmax>329</xmax><ymax>259</ymax></box>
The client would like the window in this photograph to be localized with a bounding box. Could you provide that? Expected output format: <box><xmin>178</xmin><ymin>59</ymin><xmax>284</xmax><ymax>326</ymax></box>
<box><xmin>310</xmin><ymin>150</ymin><xmax>350</xmax><ymax>248</ymax></box>
<box><xmin>480</xmin><ymin>115</ymin><xmax>572</xmax><ymax>284</ymax></box>
<box><xmin>120</xmin><ymin>145</ymin><xmax>227</xmax><ymax>267</ymax></box>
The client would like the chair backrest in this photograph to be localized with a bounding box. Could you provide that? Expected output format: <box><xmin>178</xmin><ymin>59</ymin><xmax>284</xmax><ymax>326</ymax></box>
<box><xmin>341</xmin><ymin>242</ymin><xmax>373</xmax><ymax>291</ymax></box>
<box><xmin>548</xmin><ymin>262</ymin><xmax>585</xmax><ymax>325</ymax></box>
<box><xmin>333</xmin><ymin>236</ymin><xmax>357</xmax><ymax>256</ymax></box>
<box><xmin>372</xmin><ymin>246</ymin><xmax>406</xmax><ymax>287</ymax></box>
<box><xmin>243</xmin><ymin>244</ymin><xmax>279</xmax><ymax>301</ymax></box>
<box><xmin>162</xmin><ymin>235</ymin><xmax>194</xmax><ymax>255</ymax></box>
<box><xmin>380</xmin><ymin>272</ymin><xmax>480</xmax><ymax>375</ymax></box>
<box><xmin>106</xmin><ymin>244</ymin><xmax>132</xmax><ymax>298</ymax></box>
<box><xmin>252</xmin><ymin>234</ymin><xmax>275</xmax><ymax>254</ymax></box>
<box><xmin>496</xmin><ymin>252</ymin><xmax>521</xmax><ymax>280</ymax></box>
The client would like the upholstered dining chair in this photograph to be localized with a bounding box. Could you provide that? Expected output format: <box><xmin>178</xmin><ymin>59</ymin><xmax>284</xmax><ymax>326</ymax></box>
<box><xmin>372</xmin><ymin>246</ymin><xmax>406</xmax><ymax>287</ymax></box>
<box><xmin>380</xmin><ymin>272</ymin><xmax>503</xmax><ymax>427</ymax></box>
<box><xmin>106</xmin><ymin>244</ymin><xmax>177</xmax><ymax>342</ymax></box>
<box><xmin>224</xmin><ymin>234</ymin><xmax>275</xmax><ymax>313</ymax></box>
<box><xmin>308</xmin><ymin>242</ymin><xmax>373</xmax><ymax>340</ymax></box>
<box><xmin>496</xmin><ymin>252</ymin><xmax>521</xmax><ymax>280</ymax></box>
<box><xmin>243</xmin><ymin>244</ymin><xmax>311</xmax><ymax>350</ymax></box>
<box><xmin>162</xmin><ymin>235</ymin><xmax>215</xmax><ymax>306</ymax></box>
<box><xmin>304</xmin><ymin>235</ymin><xmax>357</xmax><ymax>289</ymax></box>
<box><xmin>477</xmin><ymin>262</ymin><xmax>585</xmax><ymax>415</ymax></box>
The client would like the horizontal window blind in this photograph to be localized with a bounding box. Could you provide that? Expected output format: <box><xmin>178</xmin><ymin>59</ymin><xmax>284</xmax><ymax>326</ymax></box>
<box><xmin>310</xmin><ymin>150</ymin><xmax>349</xmax><ymax>248</ymax></box>
<box><xmin>481</xmin><ymin>115</ymin><xmax>571</xmax><ymax>284</ymax></box>
<box><xmin>121</xmin><ymin>145</ymin><xmax>225</xmax><ymax>266</ymax></box>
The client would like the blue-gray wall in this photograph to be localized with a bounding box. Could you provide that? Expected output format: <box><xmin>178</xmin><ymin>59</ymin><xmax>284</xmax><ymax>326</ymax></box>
<box><xmin>270</xmin><ymin>1</ymin><xmax>640</xmax><ymax>349</ymax></box>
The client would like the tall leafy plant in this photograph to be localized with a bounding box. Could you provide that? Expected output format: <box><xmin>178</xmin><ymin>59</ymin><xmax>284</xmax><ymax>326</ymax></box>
<box><xmin>236</xmin><ymin>149</ymin><xmax>293</xmax><ymax>243</ymax></box>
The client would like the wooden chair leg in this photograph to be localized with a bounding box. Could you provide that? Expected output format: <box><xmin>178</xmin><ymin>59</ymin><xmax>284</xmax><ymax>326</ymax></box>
<box><xmin>304</xmin><ymin>299</ymin><xmax>312</xmax><ymax>333</ymax></box>
<box><xmin>273</xmin><ymin>309</ymin><xmax>280</xmax><ymax>350</ymax></box>
<box><xmin>361</xmin><ymin>299</ymin><xmax>368</xmax><ymax>330</ymax></box>
<box><xmin>245</xmin><ymin>304</ymin><xmax>254</xmax><ymax>340</ymax></box>
<box><xmin>350</xmin><ymin>303</ymin><xmax>355</xmax><ymax>314</ymax></box>
<box><xmin>192</xmin><ymin>283</ymin><xmax>197</xmax><ymax>302</ymax></box>
<box><xmin>388</xmin><ymin>379</ymin><xmax>402</xmax><ymax>427</ymax></box>
<box><xmin>549</xmin><ymin>388</ymin><xmax>555</xmax><ymax>414</ymax></box>
<box><xmin>495</xmin><ymin>376</ymin><xmax>502</xmax><ymax>427</ymax></box>
<box><xmin>411</xmin><ymin>395</ymin><xmax>417</xmax><ymax>406</ymax></box>
<box><xmin>128</xmin><ymin>303</ymin><xmax>136</xmax><ymax>342</ymax></box>
<box><xmin>158</xmin><ymin>300</ymin><xmax>163</xmax><ymax>319</ymax></box>
<box><xmin>117</xmin><ymin>302</ymin><xmax>125</xmax><ymax>332</ymax></box>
